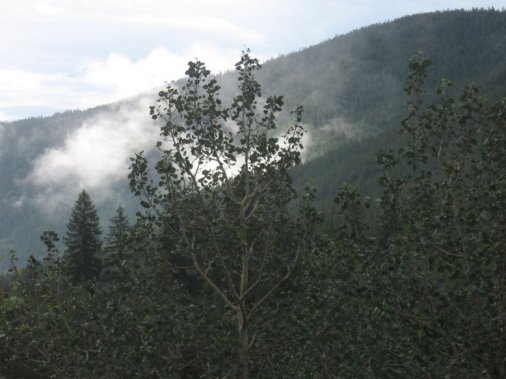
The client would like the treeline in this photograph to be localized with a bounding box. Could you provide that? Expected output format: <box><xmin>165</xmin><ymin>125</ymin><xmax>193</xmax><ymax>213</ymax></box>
<box><xmin>1</xmin><ymin>53</ymin><xmax>505</xmax><ymax>378</ymax></box>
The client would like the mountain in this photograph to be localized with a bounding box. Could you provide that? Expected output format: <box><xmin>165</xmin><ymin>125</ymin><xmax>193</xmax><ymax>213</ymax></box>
<box><xmin>1</xmin><ymin>8</ymin><xmax>505</xmax><ymax>270</ymax></box>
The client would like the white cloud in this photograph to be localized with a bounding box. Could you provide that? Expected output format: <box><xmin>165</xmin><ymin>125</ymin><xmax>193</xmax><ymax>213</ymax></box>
<box><xmin>16</xmin><ymin>1</ymin><xmax>264</xmax><ymax>44</ymax></box>
<box><xmin>1</xmin><ymin>0</ymin><xmax>504</xmax><ymax>121</ymax></box>
<box><xmin>0</xmin><ymin>44</ymin><xmax>241</xmax><ymax>120</ymax></box>
<box><xmin>79</xmin><ymin>43</ymin><xmax>240</xmax><ymax>104</ymax></box>
<box><xmin>0</xmin><ymin>112</ymin><xmax>14</xmax><ymax>123</ymax></box>
<box><xmin>27</xmin><ymin>95</ymin><xmax>160</xmax><ymax>211</ymax></box>
<box><xmin>0</xmin><ymin>69</ymin><xmax>76</xmax><ymax>110</ymax></box>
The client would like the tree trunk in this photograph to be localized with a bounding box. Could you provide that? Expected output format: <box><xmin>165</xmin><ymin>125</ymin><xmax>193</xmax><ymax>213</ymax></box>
<box><xmin>237</xmin><ymin>306</ymin><xmax>249</xmax><ymax>379</ymax></box>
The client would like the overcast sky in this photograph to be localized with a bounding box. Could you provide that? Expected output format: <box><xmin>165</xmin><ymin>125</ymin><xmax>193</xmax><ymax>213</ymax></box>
<box><xmin>0</xmin><ymin>0</ymin><xmax>504</xmax><ymax>121</ymax></box>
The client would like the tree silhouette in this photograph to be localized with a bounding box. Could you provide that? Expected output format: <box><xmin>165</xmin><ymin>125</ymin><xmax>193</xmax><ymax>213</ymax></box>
<box><xmin>129</xmin><ymin>51</ymin><xmax>318</xmax><ymax>378</ymax></box>
<box><xmin>63</xmin><ymin>190</ymin><xmax>102</xmax><ymax>283</ymax></box>
<box><xmin>102</xmin><ymin>205</ymin><xmax>130</xmax><ymax>281</ymax></box>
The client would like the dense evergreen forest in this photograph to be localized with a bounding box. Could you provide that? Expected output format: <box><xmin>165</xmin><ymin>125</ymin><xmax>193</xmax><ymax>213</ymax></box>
<box><xmin>0</xmin><ymin>8</ymin><xmax>505</xmax><ymax>378</ymax></box>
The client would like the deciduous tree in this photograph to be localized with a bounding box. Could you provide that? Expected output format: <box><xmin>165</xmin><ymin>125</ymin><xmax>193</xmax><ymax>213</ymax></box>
<box><xmin>129</xmin><ymin>51</ymin><xmax>318</xmax><ymax>377</ymax></box>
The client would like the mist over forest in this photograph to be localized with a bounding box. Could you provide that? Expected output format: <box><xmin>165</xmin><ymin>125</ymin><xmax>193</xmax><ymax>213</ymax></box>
<box><xmin>1</xmin><ymin>9</ymin><xmax>505</xmax><ymax>269</ymax></box>
<box><xmin>1</xmin><ymin>8</ymin><xmax>505</xmax><ymax>378</ymax></box>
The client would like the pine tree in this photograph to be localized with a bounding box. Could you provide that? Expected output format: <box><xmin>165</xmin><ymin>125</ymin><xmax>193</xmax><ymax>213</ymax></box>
<box><xmin>102</xmin><ymin>205</ymin><xmax>130</xmax><ymax>280</ymax></box>
<box><xmin>63</xmin><ymin>190</ymin><xmax>102</xmax><ymax>283</ymax></box>
<box><xmin>105</xmin><ymin>206</ymin><xmax>130</xmax><ymax>253</ymax></box>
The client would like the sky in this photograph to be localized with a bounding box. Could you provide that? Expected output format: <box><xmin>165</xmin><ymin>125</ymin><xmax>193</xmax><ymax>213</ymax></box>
<box><xmin>0</xmin><ymin>0</ymin><xmax>506</xmax><ymax>121</ymax></box>
<box><xmin>0</xmin><ymin>0</ymin><xmax>504</xmax><ymax>121</ymax></box>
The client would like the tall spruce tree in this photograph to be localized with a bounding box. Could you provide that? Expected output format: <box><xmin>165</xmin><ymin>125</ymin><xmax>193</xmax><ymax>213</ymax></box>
<box><xmin>101</xmin><ymin>205</ymin><xmax>130</xmax><ymax>281</ymax></box>
<box><xmin>63</xmin><ymin>190</ymin><xmax>102</xmax><ymax>283</ymax></box>
<box><xmin>104</xmin><ymin>205</ymin><xmax>130</xmax><ymax>254</ymax></box>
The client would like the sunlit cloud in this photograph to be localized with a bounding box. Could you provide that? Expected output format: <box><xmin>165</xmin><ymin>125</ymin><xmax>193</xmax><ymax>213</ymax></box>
<box><xmin>19</xmin><ymin>1</ymin><xmax>264</xmax><ymax>43</ymax></box>
<box><xmin>0</xmin><ymin>68</ymin><xmax>77</xmax><ymax>110</ymax></box>
<box><xmin>27</xmin><ymin>95</ymin><xmax>160</xmax><ymax>212</ymax></box>
<box><xmin>79</xmin><ymin>43</ymin><xmax>240</xmax><ymax>103</ymax></box>
<box><xmin>2</xmin><ymin>0</ymin><xmax>502</xmax><ymax>121</ymax></box>
<box><xmin>0</xmin><ymin>44</ymin><xmax>241</xmax><ymax>121</ymax></box>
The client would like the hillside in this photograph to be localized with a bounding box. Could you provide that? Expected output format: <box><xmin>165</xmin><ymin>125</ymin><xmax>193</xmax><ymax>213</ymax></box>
<box><xmin>1</xmin><ymin>8</ymin><xmax>505</xmax><ymax>270</ymax></box>
<box><xmin>258</xmin><ymin>8</ymin><xmax>506</xmax><ymax>129</ymax></box>
<box><xmin>1</xmin><ymin>25</ymin><xmax>504</xmax><ymax>377</ymax></box>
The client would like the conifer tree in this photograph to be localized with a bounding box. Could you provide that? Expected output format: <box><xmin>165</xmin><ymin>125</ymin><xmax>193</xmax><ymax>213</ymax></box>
<box><xmin>102</xmin><ymin>205</ymin><xmax>130</xmax><ymax>280</ymax></box>
<box><xmin>63</xmin><ymin>190</ymin><xmax>102</xmax><ymax>283</ymax></box>
<box><xmin>105</xmin><ymin>206</ymin><xmax>130</xmax><ymax>252</ymax></box>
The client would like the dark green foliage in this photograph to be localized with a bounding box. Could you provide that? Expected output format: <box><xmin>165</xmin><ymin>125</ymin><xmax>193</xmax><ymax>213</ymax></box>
<box><xmin>105</xmin><ymin>206</ymin><xmax>130</xmax><ymax>249</ymax></box>
<box><xmin>1</xmin><ymin>13</ymin><xmax>506</xmax><ymax>378</ymax></box>
<box><xmin>129</xmin><ymin>50</ymin><xmax>317</xmax><ymax>378</ymax></box>
<box><xmin>309</xmin><ymin>54</ymin><xmax>506</xmax><ymax>377</ymax></box>
<box><xmin>365</xmin><ymin>55</ymin><xmax>506</xmax><ymax>377</ymax></box>
<box><xmin>0</xmin><ymin>273</ymin><xmax>11</xmax><ymax>299</ymax></box>
<box><xmin>101</xmin><ymin>206</ymin><xmax>130</xmax><ymax>281</ymax></box>
<box><xmin>0</xmin><ymin>235</ymin><xmax>199</xmax><ymax>378</ymax></box>
<box><xmin>63</xmin><ymin>190</ymin><xmax>102</xmax><ymax>284</ymax></box>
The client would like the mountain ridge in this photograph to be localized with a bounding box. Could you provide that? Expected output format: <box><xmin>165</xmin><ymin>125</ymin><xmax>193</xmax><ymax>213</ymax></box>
<box><xmin>1</xmin><ymin>8</ymin><xmax>505</xmax><ymax>270</ymax></box>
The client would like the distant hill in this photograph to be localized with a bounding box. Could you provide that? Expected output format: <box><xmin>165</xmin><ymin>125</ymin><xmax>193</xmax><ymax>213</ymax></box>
<box><xmin>1</xmin><ymin>8</ymin><xmax>505</xmax><ymax>270</ymax></box>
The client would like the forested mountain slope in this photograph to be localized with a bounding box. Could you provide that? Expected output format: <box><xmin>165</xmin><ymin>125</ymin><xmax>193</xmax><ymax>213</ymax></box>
<box><xmin>2</xmin><ymin>38</ymin><xmax>504</xmax><ymax>379</ymax></box>
<box><xmin>258</xmin><ymin>8</ymin><xmax>506</xmax><ymax>132</ymax></box>
<box><xmin>1</xmin><ymin>8</ymin><xmax>505</xmax><ymax>270</ymax></box>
